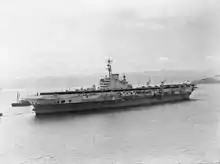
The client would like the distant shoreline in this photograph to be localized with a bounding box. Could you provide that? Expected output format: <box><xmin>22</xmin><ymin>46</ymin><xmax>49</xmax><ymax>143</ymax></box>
<box><xmin>192</xmin><ymin>77</ymin><xmax>220</xmax><ymax>85</ymax></box>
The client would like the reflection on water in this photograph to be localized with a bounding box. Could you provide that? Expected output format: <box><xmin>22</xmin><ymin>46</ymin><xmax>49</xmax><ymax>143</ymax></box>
<box><xmin>0</xmin><ymin>84</ymin><xmax>220</xmax><ymax>164</ymax></box>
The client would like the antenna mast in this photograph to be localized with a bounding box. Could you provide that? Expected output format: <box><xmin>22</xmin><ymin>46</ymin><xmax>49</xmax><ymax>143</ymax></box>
<box><xmin>107</xmin><ymin>58</ymin><xmax>113</xmax><ymax>78</ymax></box>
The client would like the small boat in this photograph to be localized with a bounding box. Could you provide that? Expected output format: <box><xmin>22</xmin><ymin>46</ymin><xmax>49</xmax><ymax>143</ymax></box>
<box><xmin>11</xmin><ymin>100</ymin><xmax>31</xmax><ymax>107</ymax></box>
<box><xmin>0</xmin><ymin>113</ymin><xmax>3</xmax><ymax>117</ymax></box>
<box><xmin>11</xmin><ymin>92</ymin><xmax>31</xmax><ymax>107</ymax></box>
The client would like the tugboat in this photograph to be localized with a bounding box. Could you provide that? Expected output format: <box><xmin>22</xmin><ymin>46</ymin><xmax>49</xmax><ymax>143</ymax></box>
<box><xmin>12</xmin><ymin>59</ymin><xmax>197</xmax><ymax>115</ymax></box>
<box><xmin>11</xmin><ymin>92</ymin><xmax>31</xmax><ymax>107</ymax></box>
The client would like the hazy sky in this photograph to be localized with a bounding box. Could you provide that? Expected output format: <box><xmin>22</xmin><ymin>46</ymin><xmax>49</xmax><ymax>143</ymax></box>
<box><xmin>0</xmin><ymin>0</ymin><xmax>219</xmax><ymax>79</ymax></box>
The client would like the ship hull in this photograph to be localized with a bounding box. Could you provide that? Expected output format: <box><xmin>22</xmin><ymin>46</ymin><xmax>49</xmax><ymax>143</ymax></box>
<box><xmin>33</xmin><ymin>93</ymin><xmax>192</xmax><ymax>115</ymax></box>
<box><xmin>12</xmin><ymin>103</ymin><xmax>31</xmax><ymax>107</ymax></box>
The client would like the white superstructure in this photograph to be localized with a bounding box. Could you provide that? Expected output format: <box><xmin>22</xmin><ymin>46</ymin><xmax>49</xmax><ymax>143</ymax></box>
<box><xmin>99</xmin><ymin>59</ymin><xmax>132</xmax><ymax>90</ymax></box>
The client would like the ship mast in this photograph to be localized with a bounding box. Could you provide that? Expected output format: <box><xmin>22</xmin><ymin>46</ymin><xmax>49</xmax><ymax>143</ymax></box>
<box><xmin>107</xmin><ymin>59</ymin><xmax>113</xmax><ymax>78</ymax></box>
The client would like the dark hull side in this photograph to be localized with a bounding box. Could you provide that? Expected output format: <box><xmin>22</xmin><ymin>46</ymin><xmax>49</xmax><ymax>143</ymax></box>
<box><xmin>11</xmin><ymin>102</ymin><xmax>31</xmax><ymax>107</ymax></box>
<box><xmin>33</xmin><ymin>93</ymin><xmax>192</xmax><ymax>115</ymax></box>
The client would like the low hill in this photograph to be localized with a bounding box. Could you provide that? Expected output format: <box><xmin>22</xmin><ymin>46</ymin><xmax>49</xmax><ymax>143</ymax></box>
<box><xmin>1</xmin><ymin>70</ymin><xmax>211</xmax><ymax>90</ymax></box>
<box><xmin>192</xmin><ymin>76</ymin><xmax>220</xmax><ymax>84</ymax></box>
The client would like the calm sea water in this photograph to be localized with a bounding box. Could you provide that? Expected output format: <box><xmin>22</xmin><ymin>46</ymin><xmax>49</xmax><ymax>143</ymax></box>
<box><xmin>0</xmin><ymin>85</ymin><xmax>220</xmax><ymax>164</ymax></box>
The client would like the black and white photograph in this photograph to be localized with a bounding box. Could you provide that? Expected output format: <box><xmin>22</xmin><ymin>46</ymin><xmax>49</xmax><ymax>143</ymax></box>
<box><xmin>0</xmin><ymin>0</ymin><xmax>220</xmax><ymax>163</ymax></box>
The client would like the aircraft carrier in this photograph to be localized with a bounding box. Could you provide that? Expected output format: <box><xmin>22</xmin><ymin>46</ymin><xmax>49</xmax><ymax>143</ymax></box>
<box><xmin>12</xmin><ymin>59</ymin><xmax>197</xmax><ymax>115</ymax></box>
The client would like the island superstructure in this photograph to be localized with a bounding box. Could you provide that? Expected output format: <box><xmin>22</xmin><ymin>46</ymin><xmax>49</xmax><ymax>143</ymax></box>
<box><xmin>12</xmin><ymin>59</ymin><xmax>197</xmax><ymax>115</ymax></box>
